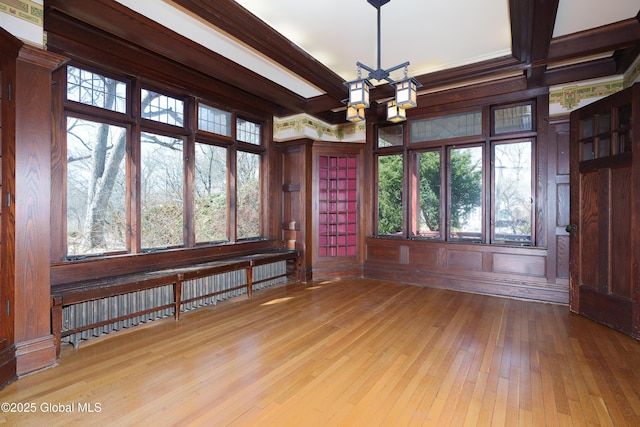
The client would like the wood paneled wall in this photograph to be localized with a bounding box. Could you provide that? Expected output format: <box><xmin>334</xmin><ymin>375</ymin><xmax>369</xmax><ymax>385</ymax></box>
<box><xmin>365</xmin><ymin>238</ymin><xmax>566</xmax><ymax>304</ymax></box>
<box><xmin>357</xmin><ymin>95</ymin><xmax>572</xmax><ymax>304</ymax></box>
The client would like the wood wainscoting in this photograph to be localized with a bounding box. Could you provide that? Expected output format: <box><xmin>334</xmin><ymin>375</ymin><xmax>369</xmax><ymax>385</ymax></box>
<box><xmin>365</xmin><ymin>238</ymin><xmax>569</xmax><ymax>304</ymax></box>
<box><xmin>0</xmin><ymin>278</ymin><xmax>638</xmax><ymax>426</ymax></box>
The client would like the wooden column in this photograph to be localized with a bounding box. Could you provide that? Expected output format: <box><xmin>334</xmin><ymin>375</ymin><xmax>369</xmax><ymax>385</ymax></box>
<box><xmin>278</xmin><ymin>139</ymin><xmax>313</xmax><ymax>282</ymax></box>
<box><xmin>12</xmin><ymin>45</ymin><xmax>67</xmax><ymax>376</ymax></box>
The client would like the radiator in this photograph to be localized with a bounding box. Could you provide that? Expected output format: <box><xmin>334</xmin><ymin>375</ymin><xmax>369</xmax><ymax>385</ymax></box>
<box><xmin>61</xmin><ymin>260</ymin><xmax>286</xmax><ymax>347</ymax></box>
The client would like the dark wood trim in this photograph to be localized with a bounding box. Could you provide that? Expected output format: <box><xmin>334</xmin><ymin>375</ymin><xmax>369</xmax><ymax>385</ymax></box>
<box><xmin>45</xmin><ymin>0</ymin><xmax>306</xmax><ymax>117</ymax></box>
<box><xmin>12</xmin><ymin>45</ymin><xmax>67</xmax><ymax>376</ymax></box>
<box><xmin>44</xmin><ymin>0</ymin><xmax>640</xmax><ymax>124</ymax></box>
<box><xmin>546</xmin><ymin>18</ymin><xmax>640</xmax><ymax>64</ymax></box>
<box><xmin>405</xmin><ymin>76</ymin><xmax>548</xmax><ymax>118</ymax></box>
<box><xmin>171</xmin><ymin>0</ymin><xmax>347</xmax><ymax>101</ymax></box>
<box><xmin>543</xmin><ymin>57</ymin><xmax>618</xmax><ymax>87</ymax></box>
<box><xmin>509</xmin><ymin>0</ymin><xmax>560</xmax><ymax>79</ymax></box>
<box><xmin>509</xmin><ymin>0</ymin><xmax>534</xmax><ymax>64</ymax></box>
<box><xmin>364</xmin><ymin>238</ymin><xmax>567</xmax><ymax>304</ymax></box>
<box><xmin>50</xmin><ymin>240</ymin><xmax>279</xmax><ymax>286</ymax></box>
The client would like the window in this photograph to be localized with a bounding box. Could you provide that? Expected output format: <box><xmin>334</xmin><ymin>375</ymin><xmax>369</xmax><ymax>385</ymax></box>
<box><xmin>413</xmin><ymin>150</ymin><xmax>441</xmax><ymax>239</ymax></box>
<box><xmin>376</xmin><ymin>101</ymin><xmax>536</xmax><ymax>246</ymax></box>
<box><xmin>140</xmin><ymin>133</ymin><xmax>184</xmax><ymax>249</ymax></box>
<box><xmin>377</xmin><ymin>154</ymin><xmax>404</xmax><ymax>236</ymax></box>
<box><xmin>194</xmin><ymin>143</ymin><xmax>228</xmax><ymax>243</ymax></box>
<box><xmin>57</xmin><ymin>63</ymin><xmax>266</xmax><ymax>260</ymax></box>
<box><xmin>237</xmin><ymin>118</ymin><xmax>261</xmax><ymax>145</ymax></box>
<box><xmin>236</xmin><ymin>150</ymin><xmax>261</xmax><ymax>239</ymax></box>
<box><xmin>66</xmin><ymin>66</ymin><xmax>127</xmax><ymax>113</ymax></box>
<box><xmin>493</xmin><ymin>141</ymin><xmax>533</xmax><ymax>244</ymax></box>
<box><xmin>410</xmin><ymin>110</ymin><xmax>482</xmax><ymax>143</ymax></box>
<box><xmin>198</xmin><ymin>103</ymin><xmax>231</xmax><ymax>137</ymax></box>
<box><xmin>141</xmin><ymin>88</ymin><xmax>184</xmax><ymax>126</ymax></box>
<box><xmin>448</xmin><ymin>146</ymin><xmax>483</xmax><ymax>241</ymax></box>
<box><xmin>493</xmin><ymin>103</ymin><xmax>533</xmax><ymax>134</ymax></box>
<box><xmin>378</xmin><ymin>124</ymin><xmax>403</xmax><ymax>147</ymax></box>
<box><xmin>66</xmin><ymin>118</ymin><xmax>127</xmax><ymax>256</ymax></box>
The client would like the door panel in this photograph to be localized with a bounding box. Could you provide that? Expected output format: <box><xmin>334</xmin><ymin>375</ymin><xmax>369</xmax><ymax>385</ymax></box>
<box><xmin>610</xmin><ymin>166</ymin><xmax>631</xmax><ymax>297</ymax></box>
<box><xmin>578</xmin><ymin>169</ymin><xmax>601</xmax><ymax>291</ymax></box>
<box><xmin>569</xmin><ymin>85</ymin><xmax>636</xmax><ymax>337</ymax></box>
<box><xmin>575</xmin><ymin>160</ymin><xmax>633</xmax><ymax>334</ymax></box>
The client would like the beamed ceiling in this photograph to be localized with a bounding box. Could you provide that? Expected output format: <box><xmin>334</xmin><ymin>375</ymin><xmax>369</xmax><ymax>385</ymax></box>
<box><xmin>44</xmin><ymin>0</ymin><xmax>640</xmax><ymax>122</ymax></box>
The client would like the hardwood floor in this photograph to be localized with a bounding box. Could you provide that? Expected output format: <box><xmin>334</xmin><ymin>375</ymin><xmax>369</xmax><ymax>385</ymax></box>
<box><xmin>1</xmin><ymin>278</ymin><xmax>639</xmax><ymax>426</ymax></box>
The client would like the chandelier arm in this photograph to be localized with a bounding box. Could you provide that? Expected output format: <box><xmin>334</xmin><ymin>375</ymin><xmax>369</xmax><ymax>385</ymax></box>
<box><xmin>384</xmin><ymin>61</ymin><xmax>410</xmax><ymax>74</ymax></box>
<box><xmin>356</xmin><ymin>61</ymin><xmax>376</xmax><ymax>75</ymax></box>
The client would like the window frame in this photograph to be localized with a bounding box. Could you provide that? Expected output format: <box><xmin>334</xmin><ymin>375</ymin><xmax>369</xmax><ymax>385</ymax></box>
<box><xmin>490</xmin><ymin>138</ymin><xmax>536</xmax><ymax>245</ymax></box>
<box><xmin>446</xmin><ymin>143</ymin><xmax>486</xmax><ymax>243</ymax></box>
<box><xmin>374</xmin><ymin>100</ymin><xmax>538</xmax><ymax>247</ymax></box>
<box><xmin>55</xmin><ymin>62</ymin><xmax>269</xmax><ymax>261</ymax></box>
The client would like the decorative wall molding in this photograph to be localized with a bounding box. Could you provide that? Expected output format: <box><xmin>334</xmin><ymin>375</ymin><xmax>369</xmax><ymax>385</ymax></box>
<box><xmin>549</xmin><ymin>77</ymin><xmax>623</xmax><ymax>116</ymax></box>
<box><xmin>0</xmin><ymin>0</ymin><xmax>43</xmax><ymax>46</ymax></box>
<box><xmin>624</xmin><ymin>54</ymin><xmax>640</xmax><ymax>88</ymax></box>
<box><xmin>0</xmin><ymin>0</ymin><xmax>42</xmax><ymax>25</ymax></box>
<box><xmin>274</xmin><ymin>113</ymin><xmax>365</xmax><ymax>143</ymax></box>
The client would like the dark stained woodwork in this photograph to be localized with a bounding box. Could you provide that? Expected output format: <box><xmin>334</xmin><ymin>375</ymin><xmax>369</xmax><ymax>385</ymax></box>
<box><xmin>547</xmin><ymin>120</ymin><xmax>571</xmax><ymax>288</ymax></box>
<box><xmin>50</xmin><ymin>240</ymin><xmax>280</xmax><ymax>286</ymax></box>
<box><xmin>508</xmin><ymin>0</ymin><xmax>560</xmax><ymax>86</ymax></box>
<box><xmin>569</xmin><ymin>83</ymin><xmax>640</xmax><ymax>339</ymax></box>
<box><xmin>367</xmin><ymin>56</ymin><xmax>528</xmax><ymax>104</ymax></box>
<box><xmin>277</xmin><ymin>139</ymin><xmax>314</xmax><ymax>281</ymax></box>
<box><xmin>535</xmin><ymin>95</ymin><xmax>548</xmax><ymax>248</ymax></box>
<box><xmin>407</xmin><ymin>76</ymin><xmax>545</xmax><ymax>118</ymax></box>
<box><xmin>614</xmin><ymin>42</ymin><xmax>640</xmax><ymax>74</ymax></box>
<box><xmin>45</xmin><ymin>0</ymin><xmax>640</xmax><ymax>126</ymax></box>
<box><xmin>543</xmin><ymin>57</ymin><xmax>618</xmax><ymax>87</ymax></box>
<box><xmin>0</xmin><ymin>29</ymin><xmax>68</xmax><ymax>382</ymax></box>
<box><xmin>509</xmin><ymin>0</ymin><xmax>534</xmax><ymax>64</ymax></box>
<box><xmin>360</xmin><ymin>90</ymin><xmax>571</xmax><ymax>305</ymax></box>
<box><xmin>13</xmin><ymin>46</ymin><xmax>67</xmax><ymax>376</ymax></box>
<box><xmin>44</xmin><ymin>0</ymin><xmax>306</xmax><ymax>117</ymax></box>
<box><xmin>50</xmin><ymin>250</ymin><xmax>299</xmax><ymax>356</ymax></box>
<box><xmin>171</xmin><ymin>0</ymin><xmax>347</xmax><ymax>101</ymax></box>
<box><xmin>547</xmin><ymin>18</ymin><xmax>640</xmax><ymax>65</ymax></box>
<box><xmin>365</xmin><ymin>238</ymin><xmax>566</xmax><ymax>304</ymax></box>
<box><xmin>0</xmin><ymin>28</ymin><xmax>21</xmax><ymax>389</ymax></box>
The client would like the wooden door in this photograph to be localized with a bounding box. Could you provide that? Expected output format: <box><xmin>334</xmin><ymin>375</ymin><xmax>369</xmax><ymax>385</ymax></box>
<box><xmin>569</xmin><ymin>87</ymin><xmax>636</xmax><ymax>337</ymax></box>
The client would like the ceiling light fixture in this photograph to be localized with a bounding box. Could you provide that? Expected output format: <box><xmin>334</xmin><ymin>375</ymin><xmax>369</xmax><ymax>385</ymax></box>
<box><xmin>345</xmin><ymin>0</ymin><xmax>421</xmax><ymax>123</ymax></box>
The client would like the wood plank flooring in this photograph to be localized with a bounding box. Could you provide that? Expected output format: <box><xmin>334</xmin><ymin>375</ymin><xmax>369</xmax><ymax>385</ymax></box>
<box><xmin>1</xmin><ymin>278</ymin><xmax>640</xmax><ymax>426</ymax></box>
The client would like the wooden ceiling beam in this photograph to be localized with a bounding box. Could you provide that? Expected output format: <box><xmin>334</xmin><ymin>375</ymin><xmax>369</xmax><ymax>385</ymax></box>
<box><xmin>509</xmin><ymin>0</ymin><xmax>560</xmax><ymax>87</ymax></box>
<box><xmin>546</xmin><ymin>18</ymin><xmax>640</xmax><ymax>63</ymax></box>
<box><xmin>45</xmin><ymin>0</ymin><xmax>308</xmax><ymax>116</ymax></box>
<box><xmin>171</xmin><ymin>0</ymin><xmax>348</xmax><ymax>101</ymax></box>
<box><xmin>543</xmin><ymin>57</ymin><xmax>618</xmax><ymax>87</ymax></box>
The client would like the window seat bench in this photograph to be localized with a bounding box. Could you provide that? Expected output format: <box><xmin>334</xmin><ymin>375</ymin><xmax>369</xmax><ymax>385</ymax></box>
<box><xmin>50</xmin><ymin>249</ymin><xmax>299</xmax><ymax>357</ymax></box>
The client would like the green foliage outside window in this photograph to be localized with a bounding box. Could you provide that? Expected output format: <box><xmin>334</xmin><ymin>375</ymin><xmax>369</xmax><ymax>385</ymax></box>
<box><xmin>377</xmin><ymin>154</ymin><xmax>403</xmax><ymax>235</ymax></box>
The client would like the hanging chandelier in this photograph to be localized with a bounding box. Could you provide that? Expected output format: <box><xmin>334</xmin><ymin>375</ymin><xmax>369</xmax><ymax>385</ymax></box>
<box><xmin>345</xmin><ymin>0</ymin><xmax>421</xmax><ymax>123</ymax></box>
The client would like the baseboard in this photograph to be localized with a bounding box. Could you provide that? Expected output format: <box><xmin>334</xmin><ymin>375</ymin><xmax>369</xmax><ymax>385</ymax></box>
<box><xmin>15</xmin><ymin>335</ymin><xmax>56</xmax><ymax>376</ymax></box>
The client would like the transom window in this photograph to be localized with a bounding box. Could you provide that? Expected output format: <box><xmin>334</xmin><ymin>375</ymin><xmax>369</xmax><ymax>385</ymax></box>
<box><xmin>236</xmin><ymin>118</ymin><xmax>261</xmax><ymax>145</ymax></box>
<box><xmin>60</xmin><ymin>64</ymin><xmax>265</xmax><ymax>259</ymax></box>
<box><xmin>198</xmin><ymin>103</ymin><xmax>232</xmax><ymax>137</ymax></box>
<box><xmin>66</xmin><ymin>65</ymin><xmax>127</xmax><ymax>114</ymax></box>
<box><xmin>141</xmin><ymin>88</ymin><xmax>184</xmax><ymax>126</ymax></box>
